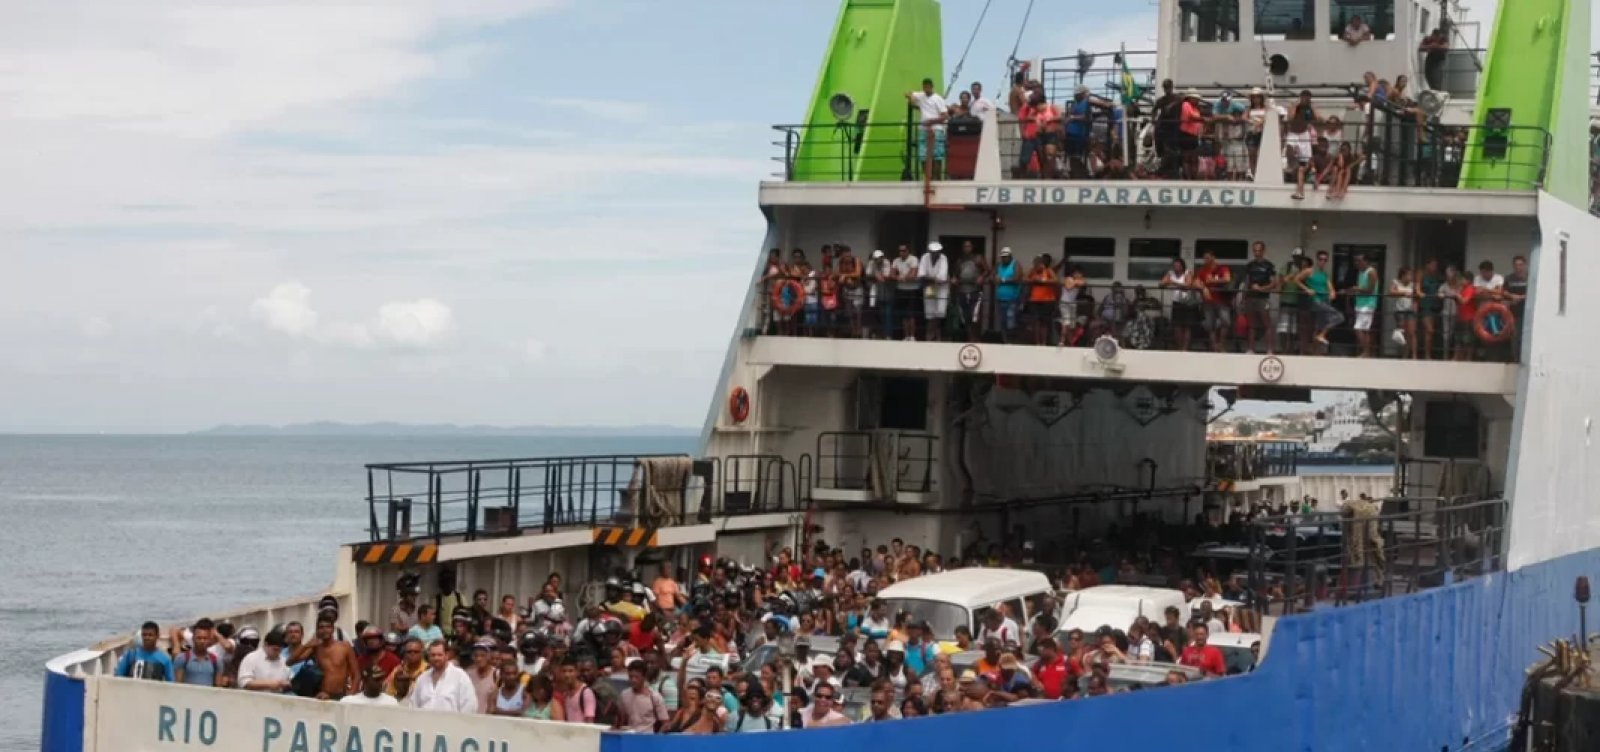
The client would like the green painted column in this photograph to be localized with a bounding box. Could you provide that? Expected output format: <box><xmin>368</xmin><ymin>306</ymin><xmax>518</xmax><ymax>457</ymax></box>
<box><xmin>790</xmin><ymin>0</ymin><xmax>944</xmax><ymax>182</ymax></box>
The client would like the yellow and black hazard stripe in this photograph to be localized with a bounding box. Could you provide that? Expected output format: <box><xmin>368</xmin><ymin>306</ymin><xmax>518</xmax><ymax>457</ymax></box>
<box><xmin>592</xmin><ymin>527</ymin><xmax>658</xmax><ymax>547</ymax></box>
<box><xmin>353</xmin><ymin>542</ymin><xmax>439</xmax><ymax>566</ymax></box>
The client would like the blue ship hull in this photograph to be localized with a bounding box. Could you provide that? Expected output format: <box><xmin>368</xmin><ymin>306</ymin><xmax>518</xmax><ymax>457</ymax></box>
<box><xmin>44</xmin><ymin>546</ymin><xmax>1598</xmax><ymax>752</ymax></box>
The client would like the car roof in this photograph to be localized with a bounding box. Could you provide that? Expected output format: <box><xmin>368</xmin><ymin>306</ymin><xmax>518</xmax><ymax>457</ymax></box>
<box><xmin>1205</xmin><ymin>632</ymin><xmax>1264</xmax><ymax>649</ymax></box>
<box><xmin>877</xmin><ymin>568</ymin><xmax>1053</xmax><ymax>608</ymax></box>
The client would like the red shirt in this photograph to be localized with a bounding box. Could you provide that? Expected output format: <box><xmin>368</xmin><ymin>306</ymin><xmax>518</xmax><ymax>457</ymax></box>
<box><xmin>1195</xmin><ymin>264</ymin><xmax>1232</xmax><ymax>304</ymax></box>
<box><xmin>1456</xmin><ymin>282</ymin><xmax>1477</xmax><ymax>322</ymax></box>
<box><xmin>358</xmin><ymin>649</ymin><xmax>399</xmax><ymax>677</ymax></box>
<box><xmin>1033</xmin><ymin>655</ymin><xmax>1076</xmax><ymax>699</ymax></box>
<box><xmin>1180</xmin><ymin>644</ymin><xmax>1226</xmax><ymax>676</ymax></box>
<box><xmin>627</xmin><ymin>622</ymin><xmax>657</xmax><ymax>652</ymax></box>
<box><xmin>1019</xmin><ymin>104</ymin><xmax>1040</xmax><ymax>139</ymax></box>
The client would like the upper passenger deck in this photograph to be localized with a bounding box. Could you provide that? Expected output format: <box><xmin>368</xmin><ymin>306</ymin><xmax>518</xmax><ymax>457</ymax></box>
<box><xmin>761</xmin><ymin>0</ymin><xmax>1579</xmax><ymax>216</ymax></box>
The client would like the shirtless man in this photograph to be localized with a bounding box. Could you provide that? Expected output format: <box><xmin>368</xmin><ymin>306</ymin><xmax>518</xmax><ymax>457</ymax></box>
<box><xmin>311</xmin><ymin>615</ymin><xmax>361</xmax><ymax>700</ymax></box>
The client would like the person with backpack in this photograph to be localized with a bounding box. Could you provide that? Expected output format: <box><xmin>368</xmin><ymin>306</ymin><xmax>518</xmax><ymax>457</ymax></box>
<box><xmin>730</xmin><ymin>689</ymin><xmax>776</xmax><ymax>733</ymax></box>
<box><xmin>116</xmin><ymin>621</ymin><xmax>174</xmax><ymax>681</ymax></box>
<box><xmin>172</xmin><ymin>618</ymin><xmax>220</xmax><ymax>686</ymax></box>
<box><xmin>556</xmin><ymin>656</ymin><xmax>597</xmax><ymax>723</ymax></box>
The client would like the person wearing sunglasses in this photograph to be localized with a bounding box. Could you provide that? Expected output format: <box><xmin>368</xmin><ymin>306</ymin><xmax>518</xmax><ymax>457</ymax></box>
<box><xmin>800</xmin><ymin>685</ymin><xmax>851</xmax><ymax>728</ymax></box>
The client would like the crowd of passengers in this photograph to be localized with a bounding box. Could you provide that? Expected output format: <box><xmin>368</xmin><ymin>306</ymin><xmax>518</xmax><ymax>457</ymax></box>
<box><xmin>762</xmin><ymin>241</ymin><xmax>1528</xmax><ymax>360</ymax></box>
<box><xmin>117</xmin><ymin>536</ymin><xmax>1262</xmax><ymax>733</ymax></box>
<box><xmin>909</xmin><ymin>20</ymin><xmax>1462</xmax><ymax>194</ymax></box>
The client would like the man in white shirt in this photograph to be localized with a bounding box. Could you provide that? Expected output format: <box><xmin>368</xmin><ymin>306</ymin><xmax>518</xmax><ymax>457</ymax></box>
<box><xmin>1472</xmin><ymin>260</ymin><xmax>1505</xmax><ymax>296</ymax></box>
<box><xmin>890</xmin><ymin>244</ymin><xmax>922</xmax><ymax>341</ymax></box>
<box><xmin>1342</xmin><ymin>14</ymin><xmax>1373</xmax><ymax>46</ymax></box>
<box><xmin>976</xmin><ymin>606</ymin><xmax>1020</xmax><ymax>647</ymax></box>
<box><xmin>905</xmin><ymin>77</ymin><xmax>949</xmax><ymax>178</ymax></box>
<box><xmin>341</xmin><ymin>665</ymin><xmax>400</xmax><ymax>706</ymax></box>
<box><xmin>237</xmin><ymin>629</ymin><xmax>292</xmax><ymax>693</ymax></box>
<box><xmin>918</xmin><ymin>241</ymin><xmax>951</xmax><ymax>341</ymax></box>
<box><xmin>407</xmin><ymin>642</ymin><xmax>478</xmax><ymax>712</ymax></box>
<box><xmin>968</xmin><ymin>81</ymin><xmax>996</xmax><ymax>121</ymax></box>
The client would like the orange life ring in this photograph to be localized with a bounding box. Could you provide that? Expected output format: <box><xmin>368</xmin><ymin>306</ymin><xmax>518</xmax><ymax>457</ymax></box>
<box><xmin>1473</xmin><ymin>302</ymin><xmax>1515</xmax><ymax>344</ymax></box>
<box><xmin>771</xmin><ymin>280</ymin><xmax>804</xmax><ymax>317</ymax></box>
<box><xmin>728</xmin><ymin>387</ymin><xmax>751</xmax><ymax>424</ymax></box>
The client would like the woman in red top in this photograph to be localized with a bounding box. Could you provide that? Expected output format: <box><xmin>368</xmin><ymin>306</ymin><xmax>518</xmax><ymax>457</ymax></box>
<box><xmin>1025</xmin><ymin>255</ymin><xmax>1059</xmax><ymax>346</ymax></box>
<box><xmin>1179</xmin><ymin>90</ymin><xmax>1206</xmax><ymax>179</ymax></box>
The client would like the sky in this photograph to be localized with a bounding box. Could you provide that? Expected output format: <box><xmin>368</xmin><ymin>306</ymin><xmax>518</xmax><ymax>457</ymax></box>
<box><xmin>0</xmin><ymin>1</ymin><xmax>1569</xmax><ymax>432</ymax></box>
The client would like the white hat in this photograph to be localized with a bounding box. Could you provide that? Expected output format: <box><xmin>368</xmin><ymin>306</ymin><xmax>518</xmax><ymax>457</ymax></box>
<box><xmin>999</xmin><ymin>247</ymin><xmax>1012</xmax><ymax>256</ymax></box>
<box><xmin>872</xmin><ymin>249</ymin><xmax>885</xmax><ymax>259</ymax></box>
<box><xmin>1184</xmin><ymin>88</ymin><xmax>1203</xmax><ymax>99</ymax></box>
<box><xmin>811</xmin><ymin>655</ymin><xmax>834</xmax><ymax>670</ymax></box>
<box><xmin>927</xmin><ymin>241</ymin><xmax>943</xmax><ymax>252</ymax></box>
<box><xmin>886</xmin><ymin>640</ymin><xmax>905</xmax><ymax>653</ymax></box>
<box><xmin>1075</xmin><ymin>85</ymin><xmax>1089</xmax><ymax>95</ymax></box>
<box><xmin>1250</xmin><ymin>86</ymin><xmax>1265</xmax><ymax>96</ymax></box>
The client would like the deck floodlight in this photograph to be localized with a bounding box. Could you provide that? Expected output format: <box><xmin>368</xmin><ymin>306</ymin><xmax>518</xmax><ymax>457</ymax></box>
<box><xmin>829</xmin><ymin>93</ymin><xmax>856</xmax><ymax>122</ymax></box>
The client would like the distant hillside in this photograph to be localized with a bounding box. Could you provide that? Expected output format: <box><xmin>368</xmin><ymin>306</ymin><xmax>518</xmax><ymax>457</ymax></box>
<box><xmin>192</xmin><ymin>422</ymin><xmax>697</xmax><ymax>437</ymax></box>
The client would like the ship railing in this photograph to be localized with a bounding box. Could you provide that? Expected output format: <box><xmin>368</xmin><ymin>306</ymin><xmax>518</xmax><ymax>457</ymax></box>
<box><xmin>365</xmin><ymin>454</ymin><xmax>716</xmax><ymax>544</ymax></box>
<box><xmin>48</xmin><ymin>591</ymin><xmax>340</xmax><ymax>680</ymax></box>
<box><xmin>771</xmin><ymin>106</ymin><xmax>929</xmax><ymax>182</ymax></box>
<box><xmin>752</xmin><ymin>280</ymin><xmax>1523</xmax><ymax>364</ymax></box>
<box><xmin>1034</xmin><ymin>50</ymin><xmax>1158</xmax><ymax>108</ymax></box>
<box><xmin>719</xmin><ymin>453</ymin><xmax>807</xmax><ymax>515</ymax></box>
<box><xmin>1206</xmin><ymin>438</ymin><xmax>1301</xmax><ymax>482</ymax></box>
<box><xmin>1243</xmin><ymin>494</ymin><xmax>1507</xmax><ymax>615</ymax></box>
<box><xmin>813</xmin><ymin>430</ymin><xmax>938</xmax><ymax>503</ymax></box>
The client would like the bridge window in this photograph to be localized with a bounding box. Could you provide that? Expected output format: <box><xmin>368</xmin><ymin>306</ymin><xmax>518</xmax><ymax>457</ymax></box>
<box><xmin>1062</xmin><ymin>236</ymin><xmax>1116</xmax><ymax>280</ymax></box>
<box><xmin>1253</xmin><ymin>0</ymin><xmax>1316</xmax><ymax>40</ymax></box>
<box><xmin>1329</xmin><ymin>1</ymin><xmax>1394</xmax><ymax>41</ymax></box>
<box><xmin>1128</xmin><ymin>238</ymin><xmax>1182</xmax><ymax>282</ymax></box>
<box><xmin>1179</xmin><ymin>0</ymin><xmax>1241</xmax><ymax>43</ymax></box>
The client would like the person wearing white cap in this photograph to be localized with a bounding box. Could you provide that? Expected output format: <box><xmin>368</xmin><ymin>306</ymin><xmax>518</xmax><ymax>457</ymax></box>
<box><xmin>866</xmin><ymin>249</ymin><xmax>892</xmax><ymax>338</ymax></box>
<box><xmin>918</xmin><ymin>241</ymin><xmax>950</xmax><ymax>341</ymax></box>
<box><xmin>1245</xmin><ymin>88</ymin><xmax>1284</xmax><ymax>174</ymax></box>
<box><xmin>883</xmin><ymin>640</ymin><xmax>911</xmax><ymax>692</ymax></box>
<box><xmin>993</xmin><ymin>247</ymin><xmax>1022</xmax><ymax>339</ymax></box>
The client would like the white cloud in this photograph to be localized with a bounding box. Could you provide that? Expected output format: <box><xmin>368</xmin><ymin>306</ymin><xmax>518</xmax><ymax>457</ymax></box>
<box><xmin>377</xmin><ymin>299</ymin><xmax>455</xmax><ymax>348</ymax></box>
<box><xmin>250</xmin><ymin>283</ymin><xmax>454</xmax><ymax>350</ymax></box>
<box><xmin>0</xmin><ymin>1</ymin><xmax>568</xmax><ymax>138</ymax></box>
<box><xmin>249</xmin><ymin>282</ymin><xmax>320</xmax><ymax>338</ymax></box>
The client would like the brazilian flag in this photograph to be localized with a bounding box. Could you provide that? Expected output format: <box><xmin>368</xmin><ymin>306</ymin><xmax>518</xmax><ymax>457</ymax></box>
<box><xmin>1118</xmin><ymin>50</ymin><xmax>1143</xmax><ymax>107</ymax></box>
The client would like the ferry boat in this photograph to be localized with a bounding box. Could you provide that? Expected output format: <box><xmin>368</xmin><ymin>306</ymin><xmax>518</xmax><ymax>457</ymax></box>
<box><xmin>43</xmin><ymin>1</ymin><xmax>1600</xmax><ymax>751</ymax></box>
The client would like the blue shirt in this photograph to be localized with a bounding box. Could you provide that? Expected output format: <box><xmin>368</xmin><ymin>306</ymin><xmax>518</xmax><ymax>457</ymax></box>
<box><xmin>173</xmin><ymin>649</ymin><xmax>218</xmax><ymax>686</ymax></box>
<box><xmin>1066</xmin><ymin>99</ymin><xmax>1093</xmax><ymax>138</ymax></box>
<box><xmin>995</xmin><ymin>259</ymin><xmax>1021</xmax><ymax>302</ymax></box>
<box><xmin>903</xmin><ymin>642</ymin><xmax>936</xmax><ymax>676</ymax></box>
<box><xmin>116</xmin><ymin>647</ymin><xmax>174</xmax><ymax>681</ymax></box>
<box><xmin>407</xmin><ymin>624</ymin><xmax>444</xmax><ymax>644</ymax></box>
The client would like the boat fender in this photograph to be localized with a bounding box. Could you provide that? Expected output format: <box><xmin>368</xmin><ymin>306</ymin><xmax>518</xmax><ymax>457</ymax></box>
<box><xmin>771</xmin><ymin>280</ymin><xmax>805</xmax><ymax>317</ymax></box>
<box><xmin>728</xmin><ymin>387</ymin><xmax>751</xmax><ymax>424</ymax></box>
<box><xmin>1473</xmin><ymin>302</ymin><xmax>1515</xmax><ymax>344</ymax></box>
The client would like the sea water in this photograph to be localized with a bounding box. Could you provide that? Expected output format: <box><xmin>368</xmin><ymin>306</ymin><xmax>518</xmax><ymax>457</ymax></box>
<box><xmin>0</xmin><ymin>434</ymin><xmax>692</xmax><ymax>751</ymax></box>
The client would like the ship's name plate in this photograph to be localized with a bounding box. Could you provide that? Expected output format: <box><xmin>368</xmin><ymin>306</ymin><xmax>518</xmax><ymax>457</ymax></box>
<box><xmin>971</xmin><ymin>185</ymin><xmax>1257</xmax><ymax>207</ymax></box>
<box><xmin>86</xmin><ymin>676</ymin><xmax>602</xmax><ymax>752</ymax></box>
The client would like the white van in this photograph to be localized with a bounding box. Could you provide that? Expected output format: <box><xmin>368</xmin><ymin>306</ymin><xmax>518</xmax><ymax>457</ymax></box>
<box><xmin>1057</xmin><ymin>585</ymin><xmax>1189</xmax><ymax>634</ymax></box>
<box><xmin>876</xmin><ymin>568</ymin><xmax>1054</xmax><ymax>641</ymax></box>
